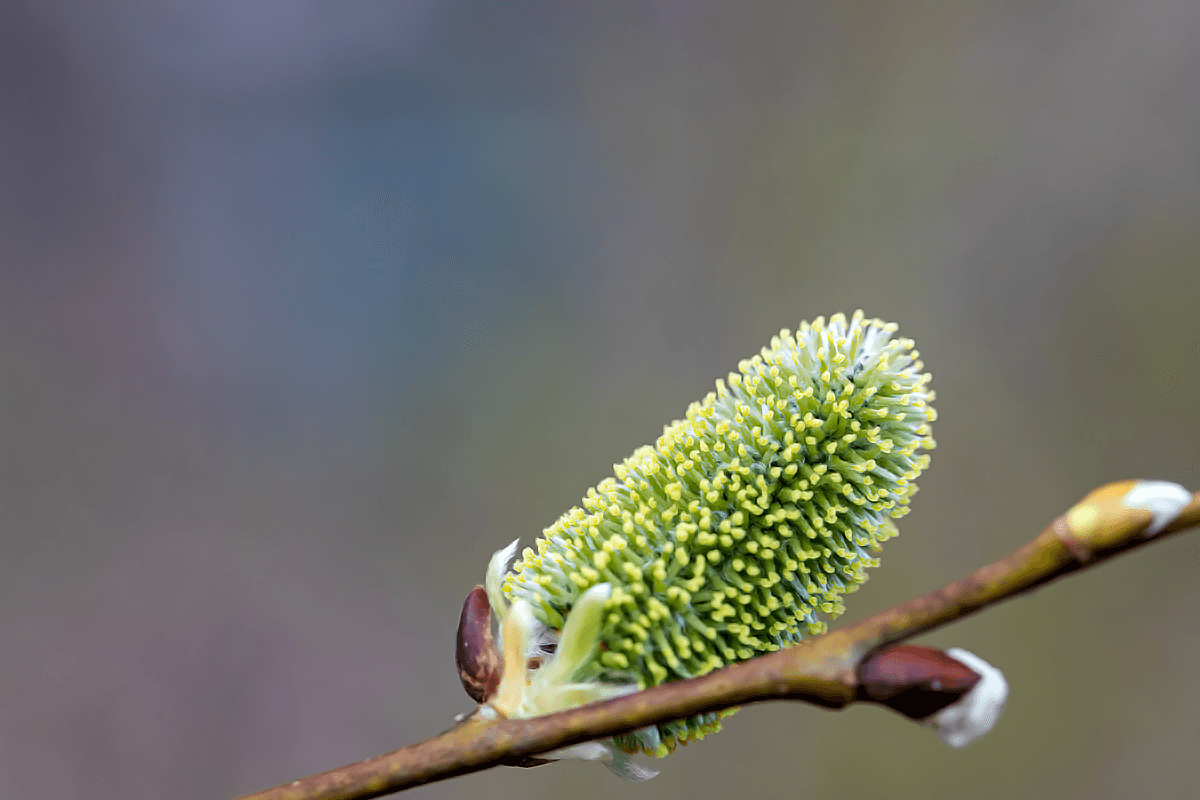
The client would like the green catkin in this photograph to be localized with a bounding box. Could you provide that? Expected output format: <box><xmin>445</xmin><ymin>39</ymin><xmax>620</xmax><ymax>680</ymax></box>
<box><xmin>501</xmin><ymin>311</ymin><xmax>936</xmax><ymax>756</ymax></box>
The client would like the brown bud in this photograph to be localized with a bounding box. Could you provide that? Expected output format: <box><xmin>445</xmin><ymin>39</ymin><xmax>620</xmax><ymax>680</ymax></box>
<box><xmin>456</xmin><ymin>586</ymin><xmax>501</xmax><ymax>703</ymax></box>
<box><xmin>856</xmin><ymin>645</ymin><xmax>981</xmax><ymax>720</ymax></box>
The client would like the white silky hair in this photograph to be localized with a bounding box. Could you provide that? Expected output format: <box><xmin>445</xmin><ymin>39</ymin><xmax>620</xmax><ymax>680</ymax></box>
<box><xmin>1123</xmin><ymin>480</ymin><xmax>1191</xmax><ymax>535</ymax></box>
<box><xmin>922</xmin><ymin>648</ymin><xmax>1008</xmax><ymax>748</ymax></box>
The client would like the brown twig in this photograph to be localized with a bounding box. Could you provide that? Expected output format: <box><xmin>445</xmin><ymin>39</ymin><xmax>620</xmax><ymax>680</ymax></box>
<box><xmin>236</xmin><ymin>481</ymin><xmax>1199</xmax><ymax>800</ymax></box>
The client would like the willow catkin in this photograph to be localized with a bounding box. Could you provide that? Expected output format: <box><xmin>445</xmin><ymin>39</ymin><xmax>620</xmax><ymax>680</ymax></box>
<box><xmin>488</xmin><ymin>311</ymin><xmax>936</xmax><ymax>759</ymax></box>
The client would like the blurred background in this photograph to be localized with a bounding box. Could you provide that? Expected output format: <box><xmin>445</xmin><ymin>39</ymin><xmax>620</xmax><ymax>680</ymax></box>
<box><xmin>2</xmin><ymin>2</ymin><xmax>1198</xmax><ymax>799</ymax></box>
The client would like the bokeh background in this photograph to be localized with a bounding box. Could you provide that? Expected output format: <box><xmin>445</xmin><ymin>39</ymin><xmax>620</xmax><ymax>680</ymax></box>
<box><xmin>3</xmin><ymin>2</ymin><xmax>1199</xmax><ymax>799</ymax></box>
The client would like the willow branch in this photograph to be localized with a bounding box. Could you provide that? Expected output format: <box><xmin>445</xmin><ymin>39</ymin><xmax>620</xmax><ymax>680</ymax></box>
<box><xmin>237</xmin><ymin>480</ymin><xmax>1200</xmax><ymax>800</ymax></box>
